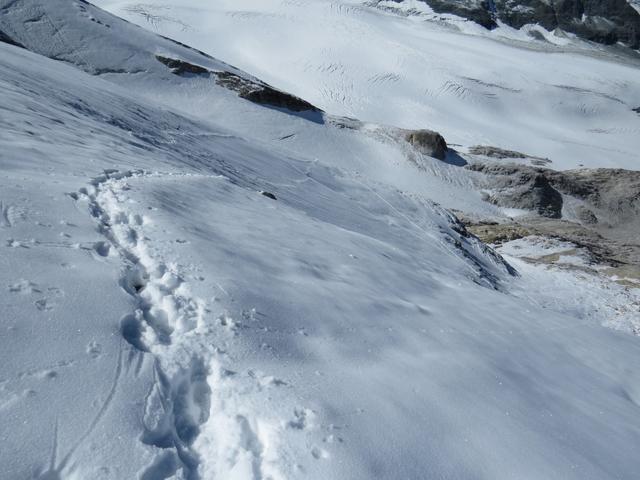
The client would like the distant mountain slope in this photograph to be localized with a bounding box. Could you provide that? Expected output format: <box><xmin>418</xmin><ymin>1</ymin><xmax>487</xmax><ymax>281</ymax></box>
<box><xmin>94</xmin><ymin>0</ymin><xmax>640</xmax><ymax>170</ymax></box>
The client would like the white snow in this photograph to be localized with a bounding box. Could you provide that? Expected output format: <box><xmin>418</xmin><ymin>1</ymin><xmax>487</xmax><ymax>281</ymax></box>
<box><xmin>1</xmin><ymin>1</ymin><xmax>640</xmax><ymax>479</ymax></box>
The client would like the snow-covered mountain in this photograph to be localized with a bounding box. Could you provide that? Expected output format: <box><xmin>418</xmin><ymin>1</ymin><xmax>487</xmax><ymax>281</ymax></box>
<box><xmin>94</xmin><ymin>0</ymin><xmax>640</xmax><ymax>171</ymax></box>
<box><xmin>1</xmin><ymin>1</ymin><xmax>639</xmax><ymax>479</ymax></box>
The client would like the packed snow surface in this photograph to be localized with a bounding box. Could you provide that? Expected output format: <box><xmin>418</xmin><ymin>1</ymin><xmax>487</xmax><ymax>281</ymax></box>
<box><xmin>1</xmin><ymin>1</ymin><xmax>639</xmax><ymax>480</ymax></box>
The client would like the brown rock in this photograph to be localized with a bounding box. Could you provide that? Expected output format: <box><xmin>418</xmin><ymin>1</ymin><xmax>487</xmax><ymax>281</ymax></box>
<box><xmin>405</xmin><ymin>129</ymin><xmax>448</xmax><ymax>160</ymax></box>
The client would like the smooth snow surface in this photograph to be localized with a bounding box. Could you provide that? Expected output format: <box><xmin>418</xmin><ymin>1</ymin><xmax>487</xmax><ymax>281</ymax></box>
<box><xmin>1</xmin><ymin>1</ymin><xmax>640</xmax><ymax>479</ymax></box>
<box><xmin>95</xmin><ymin>0</ymin><xmax>640</xmax><ymax>170</ymax></box>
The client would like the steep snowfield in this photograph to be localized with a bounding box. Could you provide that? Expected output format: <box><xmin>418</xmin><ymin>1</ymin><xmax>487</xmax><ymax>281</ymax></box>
<box><xmin>1</xmin><ymin>1</ymin><xmax>640</xmax><ymax>479</ymax></box>
<box><xmin>94</xmin><ymin>0</ymin><xmax>640</xmax><ymax>170</ymax></box>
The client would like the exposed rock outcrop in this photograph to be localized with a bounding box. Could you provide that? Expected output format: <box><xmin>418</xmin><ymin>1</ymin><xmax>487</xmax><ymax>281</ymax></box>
<box><xmin>464</xmin><ymin>163</ymin><xmax>640</xmax><ymax>281</ymax></box>
<box><xmin>468</xmin><ymin>145</ymin><xmax>551</xmax><ymax>166</ymax></box>
<box><xmin>469</xmin><ymin>163</ymin><xmax>640</xmax><ymax>228</ymax></box>
<box><xmin>547</xmin><ymin>168</ymin><xmax>640</xmax><ymax>227</ymax></box>
<box><xmin>405</xmin><ymin>129</ymin><xmax>448</xmax><ymax>160</ymax></box>
<box><xmin>493</xmin><ymin>0</ymin><xmax>640</xmax><ymax>48</ymax></box>
<box><xmin>459</xmin><ymin>213</ymin><xmax>640</xmax><ymax>279</ymax></box>
<box><xmin>0</xmin><ymin>28</ymin><xmax>24</xmax><ymax>48</ymax></box>
<box><xmin>260</xmin><ymin>191</ymin><xmax>277</xmax><ymax>200</ymax></box>
<box><xmin>456</xmin><ymin>218</ymin><xmax>536</xmax><ymax>244</ymax></box>
<box><xmin>154</xmin><ymin>55</ymin><xmax>322</xmax><ymax>113</ymax></box>
<box><xmin>422</xmin><ymin>0</ymin><xmax>497</xmax><ymax>29</ymax></box>
<box><xmin>215</xmin><ymin>71</ymin><xmax>321</xmax><ymax>113</ymax></box>
<box><xmin>155</xmin><ymin>55</ymin><xmax>210</xmax><ymax>75</ymax></box>
<box><xmin>470</xmin><ymin>163</ymin><xmax>564</xmax><ymax>218</ymax></box>
<box><xmin>575</xmin><ymin>205</ymin><xmax>598</xmax><ymax>225</ymax></box>
<box><xmin>444</xmin><ymin>210</ymin><xmax>520</xmax><ymax>286</ymax></box>
<box><xmin>399</xmin><ymin>0</ymin><xmax>640</xmax><ymax>49</ymax></box>
<box><xmin>469</xmin><ymin>145</ymin><xmax>527</xmax><ymax>159</ymax></box>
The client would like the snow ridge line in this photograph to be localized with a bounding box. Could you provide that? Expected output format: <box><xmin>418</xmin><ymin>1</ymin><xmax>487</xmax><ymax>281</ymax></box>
<box><xmin>74</xmin><ymin>169</ymin><xmax>292</xmax><ymax>480</ymax></box>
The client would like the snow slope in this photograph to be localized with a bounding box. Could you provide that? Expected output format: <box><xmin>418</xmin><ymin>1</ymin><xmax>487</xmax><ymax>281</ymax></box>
<box><xmin>95</xmin><ymin>0</ymin><xmax>640</xmax><ymax>170</ymax></box>
<box><xmin>1</xmin><ymin>1</ymin><xmax>640</xmax><ymax>479</ymax></box>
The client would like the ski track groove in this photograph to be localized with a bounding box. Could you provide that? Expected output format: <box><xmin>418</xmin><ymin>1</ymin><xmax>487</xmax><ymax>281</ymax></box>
<box><xmin>58</xmin><ymin>338</ymin><xmax>125</xmax><ymax>471</ymax></box>
<box><xmin>49</xmin><ymin>416</ymin><xmax>59</xmax><ymax>472</ymax></box>
<box><xmin>36</xmin><ymin>342</ymin><xmax>124</xmax><ymax>478</ymax></box>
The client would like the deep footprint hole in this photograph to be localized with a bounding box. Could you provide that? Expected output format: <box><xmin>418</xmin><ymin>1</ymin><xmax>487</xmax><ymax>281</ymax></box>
<box><xmin>121</xmin><ymin>264</ymin><xmax>149</xmax><ymax>296</ymax></box>
<box><xmin>120</xmin><ymin>313</ymin><xmax>149</xmax><ymax>352</ymax></box>
<box><xmin>93</xmin><ymin>241</ymin><xmax>111</xmax><ymax>257</ymax></box>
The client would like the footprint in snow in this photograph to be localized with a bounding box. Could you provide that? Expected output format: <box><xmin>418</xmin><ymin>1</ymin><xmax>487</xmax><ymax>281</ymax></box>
<box><xmin>92</xmin><ymin>241</ymin><xmax>111</xmax><ymax>257</ymax></box>
<box><xmin>0</xmin><ymin>201</ymin><xmax>11</xmax><ymax>227</ymax></box>
<box><xmin>311</xmin><ymin>446</ymin><xmax>330</xmax><ymax>460</ymax></box>
<box><xmin>47</xmin><ymin>287</ymin><xmax>64</xmax><ymax>297</ymax></box>
<box><xmin>8</xmin><ymin>279</ymin><xmax>41</xmax><ymax>294</ymax></box>
<box><xmin>0</xmin><ymin>201</ymin><xmax>27</xmax><ymax>228</ymax></box>
<box><xmin>35</xmin><ymin>370</ymin><xmax>58</xmax><ymax>380</ymax></box>
<box><xmin>288</xmin><ymin>408</ymin><xmax>316</xmax><ymax>430</ymax></box>
<box><xmin>35</xmin><ymin>299</ymin><xmax>54</xmax><ymax>312</ymax></box>
<box><xmin>86</xmin><ymin>341</ymin><xmax>102</xmax><ymax>359</ymax></box>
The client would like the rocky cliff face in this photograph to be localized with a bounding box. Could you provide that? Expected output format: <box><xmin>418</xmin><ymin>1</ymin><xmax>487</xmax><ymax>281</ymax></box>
<box><xmin>460</xmin><ymin>162</ymin><xmax>640</xmax><ymax>283</ymax></box>
<box><xmin>469</xmin><ymin>162</ymin><xmax>640</xmax><ymax>227</ymax></box>
<box><xmin>400</xmin><ymin>0</ymin><xmax>640</xmax><ymax>48</ymax></box>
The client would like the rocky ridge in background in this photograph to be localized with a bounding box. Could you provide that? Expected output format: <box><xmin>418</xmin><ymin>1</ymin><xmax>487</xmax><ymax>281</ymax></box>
<box><xmin>391</xmin><ymin>0</ymin><xmax>640</xmax><ymax>49</ymax></box>
<box><xmin>468</xmin><ymin>163</ymin><xmax>640</xmax><ymax>227</ymax></box>
<box><xmin>459</xmin><ymin>160</ymin><xmax>640</xmax><ymax>286</ymax></box>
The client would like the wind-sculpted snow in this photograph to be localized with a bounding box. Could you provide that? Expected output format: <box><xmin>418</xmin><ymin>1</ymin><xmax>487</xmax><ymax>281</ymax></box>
<box><xmin>1</xmin><ymin>1</ymin><xmax>640</xmax><ymax>479</ymax></box>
